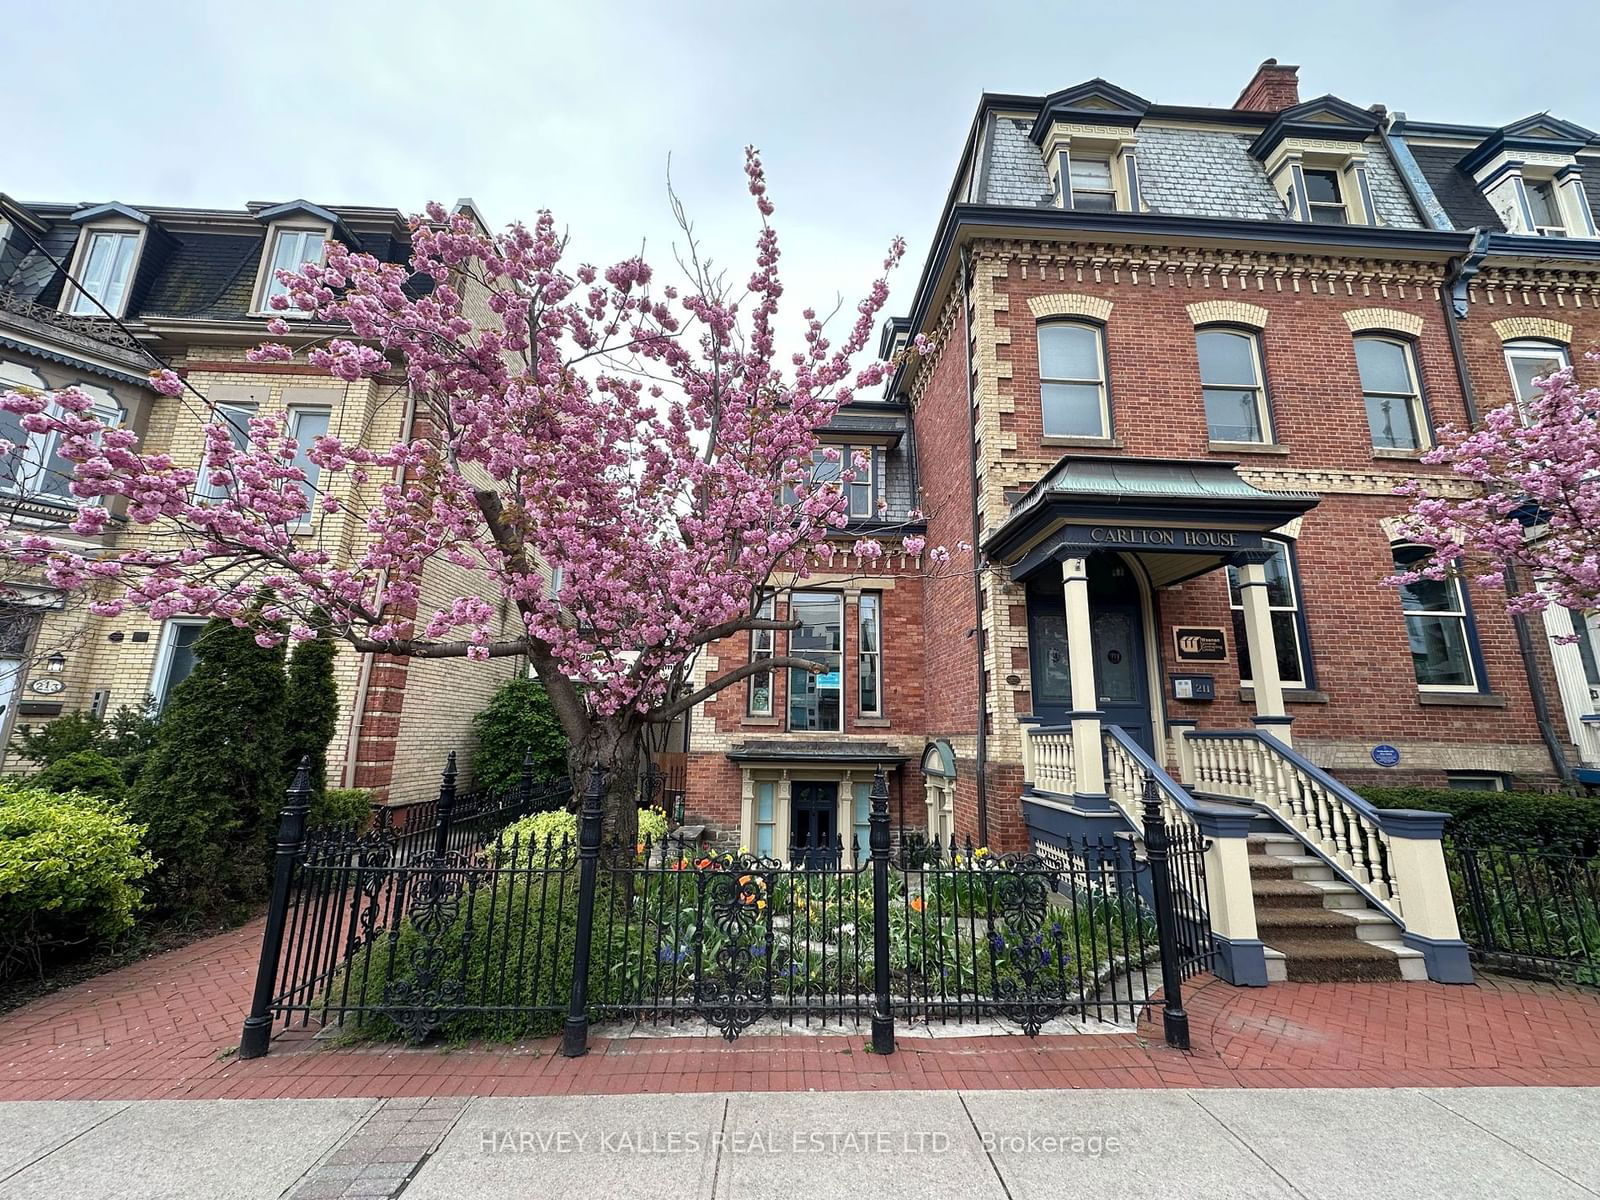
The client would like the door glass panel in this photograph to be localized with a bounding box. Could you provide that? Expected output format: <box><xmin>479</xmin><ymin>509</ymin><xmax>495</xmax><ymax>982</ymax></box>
<box><xmin>1029</xmin><ymin>603</ymin><xmax>1073</xmax><ymax>706</ymax></box>
<box><xmin>1091</xmin><ymin>610</ymin><xmax>1138</xmax><ymax>703</ymax></box>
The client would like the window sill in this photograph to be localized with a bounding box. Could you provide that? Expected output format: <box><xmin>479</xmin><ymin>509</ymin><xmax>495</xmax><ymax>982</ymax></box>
<box><xmin>1209</xmin><ymin>441</ymin><xmax>1290</xmax><ymax>456</ymax></box>
<box><xmin>1417</xmin><ymin>691</ymin><xmax>1506</xmax><ymax>708</ymax></box>
<box><xmin>1372</xmin><ymin>447</ymin><xmax>1428</xmax><ymax>461</ymax></box>
<box><xmin>741</xmin><ymin>716</ymin><xmax>781</xmax><ymax>727</ymax></box>
<box><xmin>1238</xmin><ymin>687</ymin><xmax>1329</xmax><ymax>704</ymax></box>
<box><xmin>853</xmin><ymin>717</ymin><xmax>891</xmax><ymax>728</ymax></box>
<box><xmin>1041</xmin><ymin>435</ymin><xmax>1122</xmax><ymax>449</ymax></box>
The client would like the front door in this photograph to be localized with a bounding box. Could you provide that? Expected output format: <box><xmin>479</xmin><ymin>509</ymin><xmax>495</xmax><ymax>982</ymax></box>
<box><xmin>1026</xmin><ymin>555</ymin><xmax>1155</xmax><ymax>755</ymax></box>
<box><xmin>790</xmin><ymin>781</ymin><xmax>839</xmax><ymax>868</ymax></box>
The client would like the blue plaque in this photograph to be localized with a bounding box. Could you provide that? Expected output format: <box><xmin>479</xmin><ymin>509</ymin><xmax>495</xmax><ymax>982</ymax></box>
<box><xmin>1371</xmin><ymin>744</ymin><xmax>1401</xmax><ymax>768</ymax></box>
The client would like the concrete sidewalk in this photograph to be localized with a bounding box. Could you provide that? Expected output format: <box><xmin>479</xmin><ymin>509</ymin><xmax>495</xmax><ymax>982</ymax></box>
<box><xmin>2</xmin><ymin>1088</ymin><xmax>1597</xmax><ymax>1199</ymax></box>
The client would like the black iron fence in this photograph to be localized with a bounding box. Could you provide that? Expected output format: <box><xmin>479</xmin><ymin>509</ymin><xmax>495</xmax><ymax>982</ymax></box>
<box><xmin>240</xmin><ymin>764</ymin><xmax>1207</xmax><ymax>1058</ymax></box>
<box><xmin>1448</xmin><ymin>838</ymin><xmax>1600</xmax><ymax>987</ymax></box>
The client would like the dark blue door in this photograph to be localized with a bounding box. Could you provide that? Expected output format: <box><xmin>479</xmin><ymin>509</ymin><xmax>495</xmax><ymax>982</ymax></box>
<box><xmin>790</xmin><ymin>782</ymin><xmax>839</xmax><ymax>868</ymax></box>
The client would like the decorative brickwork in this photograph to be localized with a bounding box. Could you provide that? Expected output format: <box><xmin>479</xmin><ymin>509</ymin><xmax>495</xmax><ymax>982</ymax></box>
<box><xmin>1489</xmin><ymin>315</ymin><xmax>1575</xmax><ymax>344</ymax></box>
<box><xmin>1343</xmin><ymin>307</ymin><xmax>1426</xmax><ymax>336</ymax></box>
<box><xmin>1026</xmin><ymin>293</ymin><xmax>1114</xmax><ymax>322</ymax></box>
<box><xmin>1187</xmin><ymin>300</ymin><xmax>1268</xmax><ymax>328</ymax></box>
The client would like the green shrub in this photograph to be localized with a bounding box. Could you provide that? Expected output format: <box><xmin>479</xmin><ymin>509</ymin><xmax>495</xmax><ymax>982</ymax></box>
<box><xmin>33</xmin><ymin>751</ymin><xmax>127</xmax><ymax>801</ymax></box>
<box><xmin>638</xmin><ymin>806</ymin><xmax>668</xmax><ymax>847</ymax></box>
<box><xmin>493</xmin><ymin>809</ymin><xmax>578</xmax><ymax>865</ymax></box>
<box><xmin>10</xmin><ymin>700</ymin><xmax>160</xmax><ymax>787</ymax></box>
<box><xmin>10</xmin><ymin>711</ymin><xmax>103</xmax><ymax>766</ymax></box>
<box><xmin>470</xmin><ymin>677</ymin><xmax>570</xmax><ymax>797</ymax></box>
<box><xmin>1358</xmin><ymin>786</ymin><xmax>1600</xmax><ymax>854</ymax></box>
<box><xmin>100</xmin><ymin>701</ymin><xmax>161</xmax><ymax>787</ymax></box>
<box><xmin>0</xmin><ymin>782</ymin><xmax>155</xmax><ymax>978</ymax></box>
<box><xmin>128</xmin><ymin>615</ymin><xmax>289</xmax><ymax>922</ymax></box>
<box><xmin>284</xmin><ymin>622</ymin><xmax>339</xmax><ymax>801</ymax></box>
<box><xmin>310</xmin><ymin>787</ymin><xmax>372</xmax><ymax>830</ymax></box>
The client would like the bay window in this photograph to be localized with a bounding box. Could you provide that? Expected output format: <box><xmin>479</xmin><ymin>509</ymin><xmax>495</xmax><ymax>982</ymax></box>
<box><xmin>748</xmin><ymin>593</ymin><xmax>775</xmax><ymax>717</ymax></box>
<box><xmin>784</xmin><ymin>446</ymin><xmax>876</xmax><ymax>518</ymax></box>
<box><xmin>857</xmin><ymin>592</ymin><xmax>881</xmax><ymax>717</ymax></box>
<box><xmin>788</xmin><ymin>591</ymin><xmax>842</xmax><ymax>732</ymax></box>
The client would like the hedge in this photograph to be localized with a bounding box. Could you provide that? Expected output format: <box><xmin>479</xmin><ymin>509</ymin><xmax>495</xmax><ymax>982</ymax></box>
<box><xmin>0</xmin><ymin>782</ymin><xmax>155</xmax><ymax>978</ymax></box>
<box><xmin>1356</xmin><ymin>787</ymin><xmax>1600</xmax><ymax>854</ymax></box>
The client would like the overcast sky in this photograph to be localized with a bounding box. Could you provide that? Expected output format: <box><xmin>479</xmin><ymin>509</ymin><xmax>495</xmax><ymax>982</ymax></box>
<box><xmin>12</xmin><ymin>0</ymin><xmax>1600</xmax><ymax>350</ymax></box>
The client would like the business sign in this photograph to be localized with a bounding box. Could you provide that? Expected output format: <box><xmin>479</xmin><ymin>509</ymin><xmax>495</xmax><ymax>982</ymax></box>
<box><xmin>1371</xmin><ymin>744</ymin><xmax>1401</xmax><ymax>768</ymax></box>
<box><xmin>1057</xmin><ymin>524</ymin><xmax>1265</xmax><ymax>553</ymax></box>
<box><xmin>1173</xmin><ymin>627</ymin><xmax>1228</xmax><ymax>663</ymax></box>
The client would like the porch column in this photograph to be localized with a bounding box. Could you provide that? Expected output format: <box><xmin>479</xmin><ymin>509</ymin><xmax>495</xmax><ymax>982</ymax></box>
<box><xmin>1237</xmin><ymin>559</ymin><xmax>1293</xmax><ymax>746</ymax></box>
<box><xmin>1061</xmin><ymin>556</ymin><xmax>1106</xmax><ymax>798</ymax></box>
<box><xmin>775</xmin><ymin>772</ymin><xmax>793</xmax><ymax>866</ymax></box>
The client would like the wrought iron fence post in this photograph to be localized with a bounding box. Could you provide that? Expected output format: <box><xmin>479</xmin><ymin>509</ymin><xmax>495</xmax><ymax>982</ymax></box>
<box><xmin>518</xmin><ymin>747</ymin><xmax>536</xmax><ymax>817</ymax></box>
<box><xmin>1141</xmin><ymin>772</ymin><xmax>1190</xmax><ymax>1050</ymax></box>
<box><xmin>238</xmin><ymin>757</ymin><xmax>313</xmax><ymax>1059</ymax></box>
<box><xmin>432</xmin><ymin>752</ymin><xmax>457</xmax><ymax>859</ymax></box>
<box><xmin>869</xmin><ymin>768</ymin><xmax>895</xmax><ymax>1055</ymax></box>
<box><xmin>562</xmin><ymin>763</ymin><xmax>605</xmax><ymax>1058</ymax></box>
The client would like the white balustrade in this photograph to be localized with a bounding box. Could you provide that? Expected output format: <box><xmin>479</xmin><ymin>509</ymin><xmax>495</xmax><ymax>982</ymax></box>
<box><xmin>1028</xmin><ymin>726</ymin><xmax>1076</xmax><ymax>797</ymax></box>
<box><xmin>1102</xmin><ymin>730</ymin><xmax>1187</xmax><ymax>830</ymax></box>
<box><xmin>1189</xmin><ymin>731</ymin><xmax>1403</xmax><ymax>921</ymax></box>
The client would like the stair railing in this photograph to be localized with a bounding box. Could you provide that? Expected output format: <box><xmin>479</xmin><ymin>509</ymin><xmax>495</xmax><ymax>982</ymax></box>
<box><xmin>1102</xmin><ymin>725</ymin><xmax>1197</xmax><ymax>830</ymax></box>
<box><xmin>1187</xmin><ymin>729</ymin><xmax>1403</xmax><ymax>922</ymax></box>
<box><xmin>1026</xmin><ymin>724</ymin><xmax>1077</xmax><ymax>797</ymax></box>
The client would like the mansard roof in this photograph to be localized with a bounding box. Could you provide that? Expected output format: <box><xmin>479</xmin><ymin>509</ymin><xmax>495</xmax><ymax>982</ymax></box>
<box><xmin>1248</xmin><ymin>94</ymin><xmax>1384</xmax><ymax>160</ymax></box>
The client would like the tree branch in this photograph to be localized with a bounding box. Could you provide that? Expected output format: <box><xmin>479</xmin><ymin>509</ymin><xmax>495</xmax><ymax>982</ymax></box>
<box><xmin>347</xmin><ymin>636</ymin><xmax>531</xmax><ymax>659</ymax></box>
<box><xmin>647</xmin><ymin>653</ymin><xmax>826</xmax><ymax>724</ymax></box>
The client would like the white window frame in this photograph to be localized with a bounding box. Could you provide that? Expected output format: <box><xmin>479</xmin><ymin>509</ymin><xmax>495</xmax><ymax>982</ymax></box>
<box><xmin>787</xmin><ymin>446</ymin><xmax>876</xmax><ymax>518</ymax></box>
<box><xmin>284</xmin><ymin>405</ymin><xmax>331</xmax><ymax>530</ymax></box>
<box><xmin>1504</xmin><ymin>339</ymin><xmax>1570</xmax><ymax>420</ymax></box>
<box><xmin>150</xmin><ymin>617</ymin><xmax>208</xmax><ymax>707</ymax></box>
<box><xmin>1227</xmin><ymin>538</ymin><xmax>1310</xmax><ymax>690</ymax></box>
<box><xmin>1393</xmin><ymin>544</ymin><xmax>1480</xmax><ymax>694</ymax></box>
<box><xmin>1445</xmin><ymin>772</ymin><xmax>1507</xmax><ymax>792</ymax></box>
<box><xmin>1303</xmin><ymin>168</ymin><xmax>1349</xmax><ymax>225</ymax></box>
<box><xmin>857</xmin><ymin>592</ymin><xmax>882</xmax><ymax>717</ymax></box>
<box><xmin>0</xmin><ymin>366</ymin><xmax>122</xmax><ymax>502</ymax></box>
<box><xmin>1037</xmin><ymin>321</ymin><xmax>1110</xmax><ymax>440</ymax></box>
<box><xmin>61</xmin><ymin>224</ymin><xmax>145</xmax><ymax>319</ymax></box>
<box><xmin>748</xmin><ymin>592</ymin><xmax>775</xmax><ymax>717</ymax></box>
<box><xmin>252</xmin><ymin>223</ymin><xmax>331</xmax><ymax>316</ymax></box>
<box><xmin>196</xmin><ymin>401</ymin><xmax>259</xmax><ymax>502</ymax></box>
<box><xmin>1069</xmin><ymin>155</ymin><xmax>1118</xmax><ymax>211</ymax></box>
<box><xmin>1197</xmin><ymin>327</ymin><xmax>1270</xmax><ymax>445</ymax></box>
<box><xmin>1355</xmin><ymin>335</ymin><xmax>1429</xmax><ymax>452</ymax></box>
<box><xmin>1523</xmin><ymin>177</ymin><xmax>1567</xmax><ymax>237</ymax></box>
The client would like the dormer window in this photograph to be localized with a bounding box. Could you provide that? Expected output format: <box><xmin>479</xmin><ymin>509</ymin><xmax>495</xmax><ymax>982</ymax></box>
<box><xmin>1525</xmin><ymin>178</ymin><xmax>1566</xmax><ymax>237</ymax></box>
<box><xmin>256</xmin><ymin>227</ymin><xmax>327</xmax><ymax>313</ymax></box>
<box><xmin>1303</xmin><ymin>169</ymin><xmax>1348</xmax><ymax>224</ymax></box>
<box><xmin>1069</xmin><ymin>157</ymin><xmax>1118</xmax><ymax>211</ymax></box>
<box><xmin>65</xmin><ymin>230</ymin><xmax>139</xmax><ymax>317</ymax></box>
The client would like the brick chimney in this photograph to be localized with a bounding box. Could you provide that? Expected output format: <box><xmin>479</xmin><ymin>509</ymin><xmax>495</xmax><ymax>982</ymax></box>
<box><xmin>1233</xmin><ymin>58</ymin><xmax>1300</xmax><ymax>113</ymax></box>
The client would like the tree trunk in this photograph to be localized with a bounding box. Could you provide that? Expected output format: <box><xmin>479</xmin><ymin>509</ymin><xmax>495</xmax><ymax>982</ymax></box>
<box><xmin>567</xmin><ymin>716</ymin><xmax>642</xmax><ymax>853</ymax></box>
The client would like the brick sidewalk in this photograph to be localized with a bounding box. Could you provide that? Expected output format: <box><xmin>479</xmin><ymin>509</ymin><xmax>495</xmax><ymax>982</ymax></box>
<box><xmin>3</xmin><ymin>917</ymin><xmax>1599</xmax><ymax>1101</ymax></box>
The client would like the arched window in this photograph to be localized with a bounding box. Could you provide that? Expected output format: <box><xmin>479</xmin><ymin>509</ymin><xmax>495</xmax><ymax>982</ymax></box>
<box><xmin>1197</xmin><ymin>327</ymin><xmax>1270</xmax><ymax>444</ymax></box>
<box><xmin>1354</xmin><ymin>335</ymin><xmax>1427</xmax><ymax>451</ymax></box>
<box><xmin>1503</xmin><ymin>339</ymin><xmax>1570</xmax><ymax>418</ymax></box>
<box><xmin>1037</xmin><ymin>321</ymin><xmax>1109</xmax><ymax>438</ymax></box>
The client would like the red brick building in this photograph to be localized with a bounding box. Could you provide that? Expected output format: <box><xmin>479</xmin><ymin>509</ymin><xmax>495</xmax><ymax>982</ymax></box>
<box><xmin>679</xmin><ymin>60</ymin><xmax>1600</xmax><ymax>885</ymax></box>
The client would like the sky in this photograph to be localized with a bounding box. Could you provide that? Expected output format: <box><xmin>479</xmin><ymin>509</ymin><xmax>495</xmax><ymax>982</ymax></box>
<box><xmin>11</xmin><ymin>0</ymin><xmax>1600</xmax><ymax>352</ymax></box>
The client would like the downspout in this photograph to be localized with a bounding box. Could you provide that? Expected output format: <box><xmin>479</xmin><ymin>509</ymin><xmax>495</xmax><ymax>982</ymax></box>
<box><xmin>958</xmin><ymin>245</ymin><xmax>990</xmax><ymax>843</ymax></box>
<box><xmin>1437</xmin><ymin>230</ymin><xmax>1571</xmax><ymax>782</ymax></box>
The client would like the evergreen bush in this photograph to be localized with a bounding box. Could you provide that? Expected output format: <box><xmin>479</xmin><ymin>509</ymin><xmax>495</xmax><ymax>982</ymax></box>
<box><xmin>127</xmin><ymin>616</ymin><xmax>289</xmax><ymax>922</ymax></box>
<box><xmin>283</xmin><ymin>623</ymin><xmax>339</xmax><ymax>801</ymax></box>
<box><xmin>33</xmin><ymin>750</ymin><xmax>127</xmax><ymax>801</ymax></box>
<box><xmin>311</xmin><ymin>787</ymin><xmax>373</xmax><ymax>830</ymax></box>
<box><xmin>1358</xmin><ymin>786</ymin><xmax>1600</xmax><ymax>854</ymax></box>
<box><xmin>470</xmin><ymin>676</ymin><xmax>569</xmax><ymax>796</ymax></box>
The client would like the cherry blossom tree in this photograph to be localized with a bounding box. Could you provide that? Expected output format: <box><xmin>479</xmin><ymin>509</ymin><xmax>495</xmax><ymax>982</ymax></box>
<box><xmin>1391</xmin><ymin>354</ymin><xmax>1600</xmax><ymax>621</ymax></box>
<box><xmin>0</xmin><ymin>151</ymin><xmax>944</xmax><ymax>837</ymax></box>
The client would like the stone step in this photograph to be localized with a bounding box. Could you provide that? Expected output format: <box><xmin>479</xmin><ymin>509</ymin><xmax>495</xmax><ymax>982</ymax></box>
<box><xmin>1250</xmin><ymin>879</ymin><xmax>1327</xmax><ymax>908</ymax></box>
<box><xmin>1263</xmin><ymin>936</ymin><xmax>1405</xmax><ymax>983</ymax></box>
<box><xmin>1255</xmin><ymin>907</ymin><xmax>1365</xmax><ymax>944</ymax></box>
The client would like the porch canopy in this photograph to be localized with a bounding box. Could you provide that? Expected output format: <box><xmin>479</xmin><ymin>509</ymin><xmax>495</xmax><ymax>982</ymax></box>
<box><xmin>986</xmin><ymin>455</ymin><xmax>1320</xmax><ymax>587</ymax></box>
